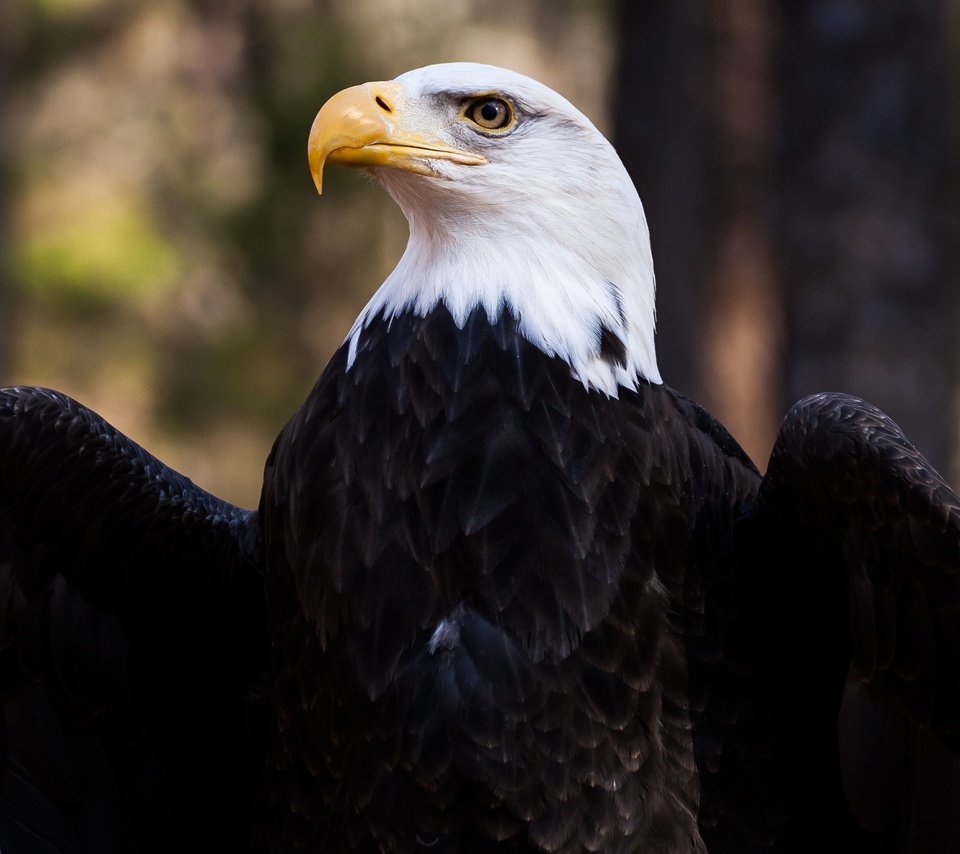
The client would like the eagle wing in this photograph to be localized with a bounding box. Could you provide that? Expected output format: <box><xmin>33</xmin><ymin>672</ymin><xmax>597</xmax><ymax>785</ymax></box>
<box><xmin>740</xmin><ymin>392</ymin><xmax>960</xmax><ymax>851</ymax></box>
<box><xmin>0</xmin><ymin>387</ymin><xmax>267</xmax><ymax>853</ymax></box>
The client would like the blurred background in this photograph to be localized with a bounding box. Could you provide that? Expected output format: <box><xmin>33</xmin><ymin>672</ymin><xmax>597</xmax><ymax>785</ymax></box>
<box><xmin>1</xmin><ymin>0</ymin><xmax>957</xmax><ymax>507</ymax></box>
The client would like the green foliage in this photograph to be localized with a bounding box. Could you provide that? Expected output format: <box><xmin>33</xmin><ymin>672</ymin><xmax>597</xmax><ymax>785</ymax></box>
<box><xmin>13</xmin><ymin>198</ymin><xmax>180</xmax><ymax>307</ymax></box>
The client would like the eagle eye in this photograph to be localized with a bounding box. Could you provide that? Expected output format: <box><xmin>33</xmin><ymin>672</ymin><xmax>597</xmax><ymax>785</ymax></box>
<box><xmin>464</xmin><ymin>97</ymin><xmax>514</xmax><ymax>132</ymax></box>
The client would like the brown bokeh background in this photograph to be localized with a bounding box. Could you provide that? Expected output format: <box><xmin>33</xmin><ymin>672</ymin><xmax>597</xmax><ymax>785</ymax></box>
<box><xmin>2</xmin><ymin>0</ymin><xmax>958</xmax><ymax>507</ymax></box>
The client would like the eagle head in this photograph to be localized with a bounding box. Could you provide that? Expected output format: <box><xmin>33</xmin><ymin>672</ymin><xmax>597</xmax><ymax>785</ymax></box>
<box><xmin>308</xmin><ymin>62</ymin><xmax>661</xmax><ymax>394</ymax></box>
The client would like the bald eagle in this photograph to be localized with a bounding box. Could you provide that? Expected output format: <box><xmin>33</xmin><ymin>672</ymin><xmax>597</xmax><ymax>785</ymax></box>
<box><xmin>1</xmin><ymin>63</ymin><xmax>958</xmax><ymax>853</ymax></box>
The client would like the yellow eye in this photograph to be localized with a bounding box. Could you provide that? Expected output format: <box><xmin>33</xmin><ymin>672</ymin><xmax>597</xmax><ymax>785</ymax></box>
<box><xmin>465</xmin><ymin>97</ymin><xmax>514</xmax><ymax>131</ymax></box>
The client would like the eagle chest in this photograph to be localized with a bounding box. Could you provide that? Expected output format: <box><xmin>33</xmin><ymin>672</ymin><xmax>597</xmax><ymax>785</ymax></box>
<box><xmin>302</xmin><ymin>308</ymin><xmax>675</xmax><ymax>655</ymax></box>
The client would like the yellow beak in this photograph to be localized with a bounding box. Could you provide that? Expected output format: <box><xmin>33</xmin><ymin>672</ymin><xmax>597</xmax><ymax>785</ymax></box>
<box><xmin>307</xmin><ymin>81</ymin><xmax>487</xmax><ymax>194</ymax></box>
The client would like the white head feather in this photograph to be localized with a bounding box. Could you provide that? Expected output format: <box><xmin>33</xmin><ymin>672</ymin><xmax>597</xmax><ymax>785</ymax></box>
<box><xmin>344</xmin><ymin>62</ymin><xmax>662</xmax><ymax>394</ymax></box>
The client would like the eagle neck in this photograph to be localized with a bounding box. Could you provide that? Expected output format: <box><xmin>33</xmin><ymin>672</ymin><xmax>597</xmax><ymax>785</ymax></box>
<box><xmin>344</xmin><ymin>208</ymin><xmax>662</xmax><ymax>397</ymax></box>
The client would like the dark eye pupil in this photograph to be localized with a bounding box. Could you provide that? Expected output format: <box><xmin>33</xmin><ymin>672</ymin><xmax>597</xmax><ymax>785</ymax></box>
<box><xmin>481</xmin><ymin>102</ymin><xmax>500</xmax><ymax>121</ymax></box>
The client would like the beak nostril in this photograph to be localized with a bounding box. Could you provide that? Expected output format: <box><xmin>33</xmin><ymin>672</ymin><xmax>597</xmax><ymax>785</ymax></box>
<box><xmin>375</xmin><ymin>95</ymin><xmax>392</xmax><ymax>113</ymax></box>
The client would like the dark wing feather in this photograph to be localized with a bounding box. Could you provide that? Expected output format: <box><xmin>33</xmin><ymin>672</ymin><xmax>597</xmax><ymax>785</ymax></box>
<box><xmin>739</xmin><ymin>392</ymin><xmax>960</xmax><ymax>852</ymax></box>
<box><xmin>0</xmin><ymin>387</ymin><xmax>267</xmax><ymax>853</ymax></box>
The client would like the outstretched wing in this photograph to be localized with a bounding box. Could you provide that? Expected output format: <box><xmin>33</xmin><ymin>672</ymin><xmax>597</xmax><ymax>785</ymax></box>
<box><xmin>739</xmin><ymin>392</ymin><xmax>960</xmax><ymax>853</ymax></box>
<box><xmin>0</xmin><ymin>387</ymin><xmax>267</xmax><ymax>853</ymax></box>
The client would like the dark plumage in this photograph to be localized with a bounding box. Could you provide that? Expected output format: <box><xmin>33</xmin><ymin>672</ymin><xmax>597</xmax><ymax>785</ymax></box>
<box><xmin>0</xmin><ymin>388</ymin><xmax>266</xmax><ymax>853</ymax></box>
<box><xmin>2</xmin><ymin>62</ymin><xmax>959</xmax><ymax>853</ymax></box>
<box><xmin>260</xmin><ymin>305</ymin><xmax>757</xmax><ymax>851</ymax></box>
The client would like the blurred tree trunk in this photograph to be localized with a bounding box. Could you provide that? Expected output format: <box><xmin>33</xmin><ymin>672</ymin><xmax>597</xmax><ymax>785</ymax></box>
<box><xmin>0</xmin><ymin>113</ymin><xmax>10</xmax><ymax>383</ymax></box>
<box><xmin>616</xmin><ymin>0</ymin><xmax>957</xmax><ymax>474</ymax></box>
<box><xmin>0</xmin><ymin>3</ymin><xmax>35</xmax><ymax>385</ymax></box>
<box><xmin>613</xmin><ymin>2</ymin><xmax>709</xmax><ymax>401</ymax></box>
<box><xmin>777</xmin><ymin>0</ymin><xmax>957</xmax><ymax>474</ymax></box>
<box><xmin>614</xmin><ymin>1</ymin><xmax>779</xmax><ymax>465</ymax></box>
<box><xmin>0</xmin><ymin>11</ymin><xmax>14</xmax><ymax>381</ymax></box>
